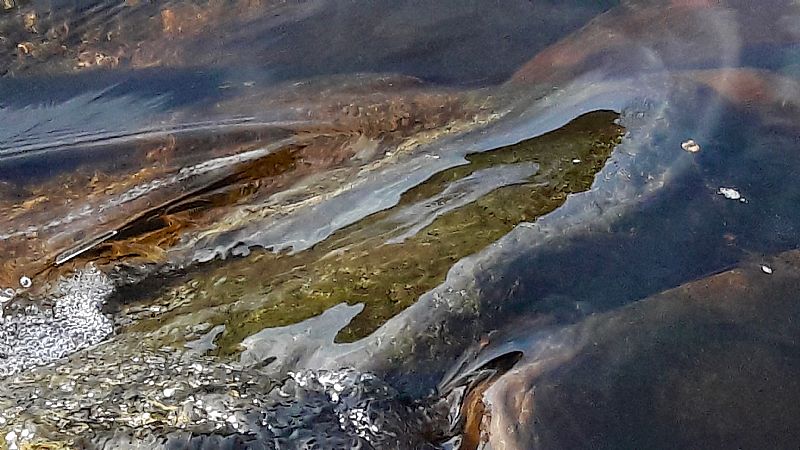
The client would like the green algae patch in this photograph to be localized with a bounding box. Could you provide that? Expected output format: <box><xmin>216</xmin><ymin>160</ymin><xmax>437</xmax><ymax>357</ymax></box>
<box><xmin>132</xmin><ymin>110</ymin><xmax>623</xmax><ymax>352</ymax></box>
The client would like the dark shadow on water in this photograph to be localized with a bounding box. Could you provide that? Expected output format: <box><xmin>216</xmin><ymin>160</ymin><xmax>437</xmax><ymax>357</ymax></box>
<box><xmin>191</xmin><ymin>0</ymin><xmax>621</xmax><ymax>86</ymax></box>
<box><xmin>488</xmin><ymin>103</ymin><xmax>800</xmax><ymax>329</ymax></box>
<box><xmin>0</xmin><ymin>67</ymin><xmax>229</xmax><ymax>108</ymax></box>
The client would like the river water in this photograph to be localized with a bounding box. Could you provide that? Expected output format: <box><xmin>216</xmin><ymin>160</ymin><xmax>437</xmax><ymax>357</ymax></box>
<box><xmin>1</xmin><ymin>1</ymin><xmax>799</xmax><ymax>449</ymax></box>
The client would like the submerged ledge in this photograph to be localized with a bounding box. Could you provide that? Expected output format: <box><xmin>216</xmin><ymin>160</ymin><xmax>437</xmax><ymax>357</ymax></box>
<box><xmin>126</xmin><ymin>110</ymin><xmax>623</xmax><ymax>351</ymax></box>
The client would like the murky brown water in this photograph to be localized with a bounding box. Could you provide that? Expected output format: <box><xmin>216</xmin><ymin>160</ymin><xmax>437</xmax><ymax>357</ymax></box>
<box><xmin>1</xmin><ymin>1</ymin><xmax>800</xmax><ymax>449</ymax></box>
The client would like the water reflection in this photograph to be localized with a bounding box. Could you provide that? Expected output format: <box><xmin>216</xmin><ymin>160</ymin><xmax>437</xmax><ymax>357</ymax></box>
<box><xmin>0</xmin><ymin>0</ymin><xmax>799</xmax><ymax>449</ymax></box>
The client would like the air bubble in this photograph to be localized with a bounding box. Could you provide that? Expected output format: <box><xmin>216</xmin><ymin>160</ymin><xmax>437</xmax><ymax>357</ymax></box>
<box><xmin>0</xmin><ymin>288</ymin><xmax>14</xmax><ymax>303</ymax></box>
<box><xmin>19</xmin><ymin>276</ymin><xmax>32</xmax><ymax>288</ymax></box>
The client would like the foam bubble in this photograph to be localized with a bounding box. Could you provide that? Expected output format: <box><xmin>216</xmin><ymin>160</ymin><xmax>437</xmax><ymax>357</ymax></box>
<box><xmin>0</xmin><ymin>265</ymin><xmax>114</xmax><ymax>378</ymax></box>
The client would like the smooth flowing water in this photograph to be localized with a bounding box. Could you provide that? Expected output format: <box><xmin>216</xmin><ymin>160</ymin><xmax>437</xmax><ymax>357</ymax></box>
<box><xmin>1</xmin><ymin>1</ymin><xmax>799</xmax><ymax>449</ymax></box>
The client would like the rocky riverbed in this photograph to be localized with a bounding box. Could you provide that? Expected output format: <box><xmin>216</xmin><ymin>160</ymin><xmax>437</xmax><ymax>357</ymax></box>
<box><xmin>2</xmin><ymin>1</ymin><xmax>800</xmax><ymax>449</ymax></box>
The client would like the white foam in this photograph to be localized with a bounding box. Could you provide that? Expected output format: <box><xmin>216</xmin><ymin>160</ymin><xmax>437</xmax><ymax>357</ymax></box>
<box><xmin>0</xmin><ymin>265</ymin><xmax>114</xmax><ymax>378</ymax></box>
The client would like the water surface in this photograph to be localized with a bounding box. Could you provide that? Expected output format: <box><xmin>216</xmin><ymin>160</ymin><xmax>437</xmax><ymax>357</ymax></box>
<box><xmin>1</xmin><ymin>1</ymin><xmax>799</xmax><ymax>449</ymax></box>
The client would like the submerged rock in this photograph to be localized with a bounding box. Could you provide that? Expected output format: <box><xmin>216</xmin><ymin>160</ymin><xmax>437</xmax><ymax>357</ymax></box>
<box><xmin>473</xmin><ymin>251</ymin><xmax>800</xmax><ymax>449</ymax></box>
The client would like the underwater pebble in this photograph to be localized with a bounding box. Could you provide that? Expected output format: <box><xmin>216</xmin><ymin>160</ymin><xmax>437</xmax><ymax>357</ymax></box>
<box><xmin>4</xmin><ymin>431</ymin><xmax>17</xmax><ymax>450</ymax></box>
<box><xmin>681</xmin><ymin>139</ymin><xmax>701</xmax><ymax>153</ymax></box>
<box><xmin>163</xmin><ymin>387</ymin><xmax>176</xmax><ymax>398</ymax></box>
<box><xmin>718</xmin><ymin>187</ymin><xmax>746</xmax><ymax>202</ymax></box>
<box><xmin>761</xmin><ymin>265</ymin><xmax>773</xmax><ymax>274</ymax></box>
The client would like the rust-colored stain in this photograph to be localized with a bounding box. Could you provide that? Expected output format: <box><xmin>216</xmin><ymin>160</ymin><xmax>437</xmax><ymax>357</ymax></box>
<box><xmin>0</xmin><ymin>85</ymin><xmax>476</xmax><ymax>300</ymax></box>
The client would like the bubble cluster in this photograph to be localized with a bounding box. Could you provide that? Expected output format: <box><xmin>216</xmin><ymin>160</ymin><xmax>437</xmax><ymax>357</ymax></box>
<box><xmin>259</xmin><ymin>368</ymin><xmax>432</xmax><ymax>448</ymax></box>
<box><xmin>0</xmin><ymin>343</ymin><xmax>448</xmax><ymax>449</ymax></box>
<box><xmin>0</xmin><ymin>265</ymin><xmax>114</xmax><ymax>377</ymax></box>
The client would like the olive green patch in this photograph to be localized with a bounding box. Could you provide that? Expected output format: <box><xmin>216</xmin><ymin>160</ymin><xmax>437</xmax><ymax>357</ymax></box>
<box><xmin>132</xmin><ymin>110</ymin><xmax>623</xmax><ymax>353</ymax></box>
